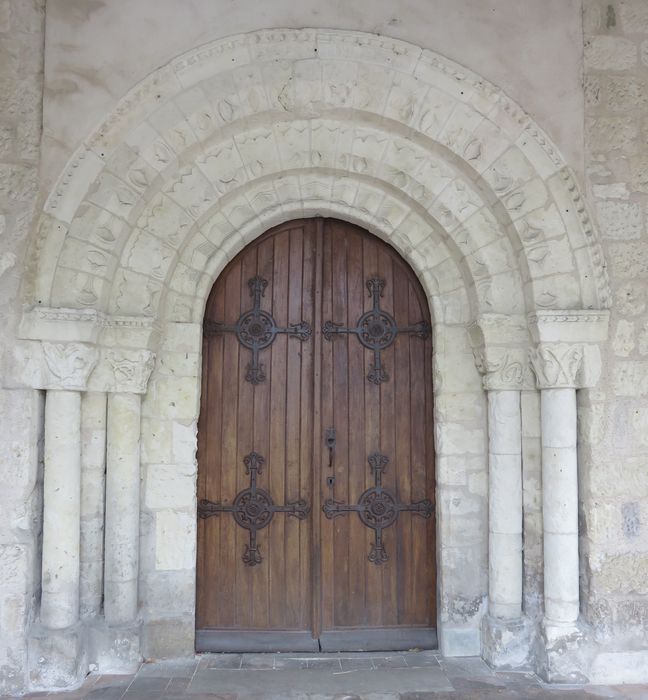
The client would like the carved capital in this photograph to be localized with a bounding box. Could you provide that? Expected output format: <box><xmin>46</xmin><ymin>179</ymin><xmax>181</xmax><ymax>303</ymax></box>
<box><xmin>472</xmin><ymin>346</ymin><xmax>529</xmax><ymax>391</ymax></box>
<box><xmin>468</xmin><ymin>314</ymin><xmax>531</xmax><ymax>390</ymax></box>
<box><xmin>42</xmin><ymin>342</ymin><xmax>98</xmax><ymax>390</ymax></box>
<box><xmin>105</xmin><ymin>349</ymin><xmax>156</xmax><ymax>393</ymax></box>
<box><xmin>529</xmin><ymin>343</ymin><xmax>584</xmax><ymax>389</ymax></box>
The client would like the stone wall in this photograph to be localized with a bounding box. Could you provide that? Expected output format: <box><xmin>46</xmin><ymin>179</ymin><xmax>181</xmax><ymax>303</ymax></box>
<box><xmin>580</xmin><ymin>0</ymin><xmax>648</xmax><ymax>681</ymax></box>
<box><xmin>0</xmin><ymin>0</ymin><xmax>45</xmax><ymax>694</ymax></box>
<box><xmin>2</xmin><ymin>0</ymin><xmax>648</xmax><ymax>693</ymax></box>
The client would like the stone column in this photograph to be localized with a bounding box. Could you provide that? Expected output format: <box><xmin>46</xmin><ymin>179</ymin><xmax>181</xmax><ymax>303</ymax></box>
<box><xmin>80</xmin><ymin>392</ymin><xmax>107</xmax><ymax>619</ymax></box>
<box><xmin>530</xmin><ymin>341</ymin><xmax>585</xmax><ymax>629</ymax></box>
<box><xmin>487</xmin><ymin>389</ymin><xmax>522</xmax><ymax>621</ymax></box>
<box><xmin>41</xmin><ymin>390</ymin><xmax>83</xmax><ymax>630</ymax></box>
<box><xmin>92</xmin><ymin>349</ymin><xmax>154</xmax><ymax>673</ymax></box>
<box><xmin>528</xmin><ymin>310</ymin><xmax>609</xmax><ymax>682</ymax></box>
<box><xmin>104</xmin><ymin>392</ymin><xmax>142</xmax><ymax>626</ymax></box>
<box><xmin>540</xmin><ymin>386</ymin><xmax>579</xmax><ymax>625</ymax></box>
<box><xmin>29</xmin><ymin>342</ymin><xmax>98</xmax><ymax>689</ymax></box>
<box><xmin>470</xmin><ymin>314</ymin><xmax>532</xmax><ymax>668</ymax></box>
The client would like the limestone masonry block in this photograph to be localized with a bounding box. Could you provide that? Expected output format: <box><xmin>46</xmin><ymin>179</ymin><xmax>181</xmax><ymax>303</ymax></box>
<box><xmin>585</xmin><ymin>35</ymin><xmax>638</xmax><ymax>71</ymax></box>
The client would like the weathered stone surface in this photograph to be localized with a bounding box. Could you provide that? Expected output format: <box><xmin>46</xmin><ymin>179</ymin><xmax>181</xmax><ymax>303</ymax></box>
<box><xmin>141</xmin><ymin>618</ymin><xmax>195</xmax><ymax>659</ymax></box>
<box><xmin>86</xmin><ymin>620</ymin><xmax>141</xmax><ymax>675</ymax></box>
<box><xmin>612</xmin><ymin>319</ymin><xmax>635</xmax><ymax>356</ymax></box>
<box><xmin>27</xmin><ymin>623</ymin><xmax>87</xmax><ymax>690</ymax></box>
<box><xmin>586</xmin><ymin>116</ymin><xmax>638</xmax><ymax>153</ymax></box>
<box><xmin>596</xmin><ymin>200</ymin><xmax>642</xmax><ymax>239</ymax></box>
<box><xmin>585</xmin><ymin>35</ymin><xmax>638</xmax><ymax>70</ymax></box>
<box><xmin>618</xmin><ymin>0</ymin><xmax>648</xmax><ymax>33</ymax></box>
<box><xmin>606</xmin><ymin>76</ymin><xmax>648</xmax><ymax>112</ymax></box>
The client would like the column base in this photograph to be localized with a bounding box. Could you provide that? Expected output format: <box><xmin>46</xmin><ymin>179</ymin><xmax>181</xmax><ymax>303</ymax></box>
<box><xmin>536</xmin><ymin>619</ymin><xmax>594</xmax><ymax>683</ymax></box>
<box><xmin>87</xmin><ymin>619</ymin><xmax>142</xmax><ymax>674</ymax></box>
<box><xmin>481</xmin><ymin>614</ymin><xmax>534</xmax><ymax>669</ymax></box>
<box><xmin>27</xmin><ymin>622</ymin><xmax>88</xmax><ymax>691</ymax></box>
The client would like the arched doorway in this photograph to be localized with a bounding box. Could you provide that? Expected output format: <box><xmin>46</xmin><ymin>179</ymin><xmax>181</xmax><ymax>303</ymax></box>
<box><xmin>196</xmin><ymin>218</ymin><xmax>436</xmax><ymax>652</ymax></box>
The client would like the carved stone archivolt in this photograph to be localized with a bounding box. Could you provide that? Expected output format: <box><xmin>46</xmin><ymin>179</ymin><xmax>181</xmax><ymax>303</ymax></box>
<box><xmin>26</xmin><ymin>30</ymin><xmax>609</xmax><ymax>331</ymax></box>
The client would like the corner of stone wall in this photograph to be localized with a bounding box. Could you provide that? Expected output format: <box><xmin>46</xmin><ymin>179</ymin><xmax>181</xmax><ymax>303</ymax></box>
<box><xmin>0</xmin><ymin>0</ymin><xmax>46</xmax><ymax>694</ymax></box>
<box><xmin>581</xmin><ymin>0</ymin><xmax>648</xmax><ymax>683</ymax></box>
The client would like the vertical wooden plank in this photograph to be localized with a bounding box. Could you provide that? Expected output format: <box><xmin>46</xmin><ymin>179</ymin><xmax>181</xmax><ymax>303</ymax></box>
<box><xmin>267</xmin><ymin>230</ymin><xmax>288</xmax><ymax>628</ymax></box>
<box><xmin>393</xmin><ymin>261</ymin><xmax>413</xmax><ymax>625</ymax></box>
<box><xmin>200</xmin><ymin>275</ymin><xmax>226</xmax><ymax>626</ymax></box>
<box><xmin>298</xmin><ymin>220</ymin><xmax>316</xmax><ymax>632</ymax></box>
<box><xmin>311</xmin><ymin>219</ymin><xmax>324</xmax><ymax>639</ymax></box>
<box><xmin>345</xmin><ymin>227</ymin><xmax>367</xmax><ymax>627</ymax></box>
<box><xmin>250</xmin><ymin>236</ymin><xmax>274</xmax><ymax>629</ymax></box>
<box><xmin>319</xmin><ymin>222</ymin><xmax>335</xmax><ymax>632</ymax></box>
<box><xmin>219</xmin><ymin>261</ymin><xmax>244</xmax><ymax>628</ymax></box>
<box><xmin>362</xmin><ymin>233</ymin><xmax>381</xmax><ymax>628</ymax></box>
<box><xmin>284</xmin><ymin>226</ymin><xmax>304</xmax><ymax>628</ymax></box>
<box><xmin>377</xmin><ymin>245</ymin><xmax>396</xmax><ymax>628</ymax></box>
<box><xmin>331</xmin><ymin>221</ymin><xmax>350</xmax><ymax>628</ymax></box>
<box><xmin>236</xmin><ymin>248</ymin><xmax>258</xmax><ymax>628</ymax></box>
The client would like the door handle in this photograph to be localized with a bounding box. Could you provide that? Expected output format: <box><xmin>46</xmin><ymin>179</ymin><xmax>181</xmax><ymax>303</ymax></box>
<box><xmin>325</xmin><ymin>427</ymin><xmax>336</xmax><ymax>468</ymax></box>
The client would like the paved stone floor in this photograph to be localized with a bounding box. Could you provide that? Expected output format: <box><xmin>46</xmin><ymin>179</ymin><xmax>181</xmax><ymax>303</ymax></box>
<box><xmin>11</xmin><ymin>653</ymin><xmax>648</xmax><ymax>699</ymax></box>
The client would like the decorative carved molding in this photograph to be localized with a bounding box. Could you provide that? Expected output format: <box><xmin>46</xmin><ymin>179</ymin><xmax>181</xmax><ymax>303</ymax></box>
<box><xmin>528</xmin><ymin>343</ymin><xmax>584</xmax><ymax>389</ymax></box>
<box><xmin>528</xmin><ymin>309</ymin><xmax>610</xmax><ymax>344</ymax></box>
<box><xmin>19</xmin><ymin>307</ymin><xmax>160</xmax><ymax>347</ymax></box>
<box><xmin>105</xmin><ymin>349</ymin><xmax>156</xmax><ymax>393</ymax></box>
<box><xmin>42</xmin><ymin>342</ymin><xmax>98</xmax><ymax>390</ymax></box>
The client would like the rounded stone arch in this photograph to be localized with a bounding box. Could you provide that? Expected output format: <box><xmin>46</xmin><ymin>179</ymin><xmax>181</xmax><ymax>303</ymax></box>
<box><xmin>25</xmin><ymin>27</ymin><xmax>609</xmax><ymax>334</ymax></box>
<box><xmin>17</xmin><ymin>28</ymin><xmax>614</xmax><ymax>671</ymax></box>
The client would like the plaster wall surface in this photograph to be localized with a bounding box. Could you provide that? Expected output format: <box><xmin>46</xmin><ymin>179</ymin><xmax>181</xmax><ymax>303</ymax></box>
<box><xmin>41</xmin><ymin>0</ymin><xmax>584</xmax><ymax>189</ymax></box>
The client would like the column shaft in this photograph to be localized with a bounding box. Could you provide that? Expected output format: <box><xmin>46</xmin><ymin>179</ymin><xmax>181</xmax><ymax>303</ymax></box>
<box><xmin>541</xmin><ymin>387</ymin><xmax>579</xmax><ymax>624</ymax></box>
<box><xmin>80</xmin><ymin>392</ymin><xmax>107</xmax><ymax>618</ymax></box>
<box><xmin>41</xmin><ymin>390</ymin><xmax>82</xmax><ymax>629</ymax></box>
<box><xmin>104</xmin><ymin>393</ymin><xmax>141</xmax><ymax>626</ymax></box>
<box><xmin>488</xmin><ymin>390</ymin><xmax>522</xmax><ymax>620</ymax></box>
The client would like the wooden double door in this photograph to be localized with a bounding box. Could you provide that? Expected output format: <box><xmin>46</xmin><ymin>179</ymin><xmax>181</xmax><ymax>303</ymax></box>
<box><xmin>196</xmin><ymin>218</ymin><xmax>436</xmax><ymax>652</ymax></box>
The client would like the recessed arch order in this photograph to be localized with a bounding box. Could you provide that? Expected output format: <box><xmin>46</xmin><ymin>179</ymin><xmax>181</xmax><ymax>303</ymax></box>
<box><xmin>25</xmin><ymin>28</ymin><xmax>609</xmax><ymax>332</ymax></box>
<box><xmin>15</xmin><ymin>28</ymin><xmax>615</xmax><ymax>673</ymax></box>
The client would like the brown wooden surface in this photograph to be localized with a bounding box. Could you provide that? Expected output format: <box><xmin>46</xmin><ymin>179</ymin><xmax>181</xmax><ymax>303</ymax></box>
<box><xmin>196</xmin><ymin>218</ymin><xmax>436</xmax><ymax>649</ymax></box>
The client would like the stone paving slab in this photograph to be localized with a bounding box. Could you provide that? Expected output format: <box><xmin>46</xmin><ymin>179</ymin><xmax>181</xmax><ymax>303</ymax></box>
<box><xmin>6</xmin><ymin>653</ymin><xmax>648</xmax><ymax>699</ymax></box>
